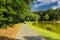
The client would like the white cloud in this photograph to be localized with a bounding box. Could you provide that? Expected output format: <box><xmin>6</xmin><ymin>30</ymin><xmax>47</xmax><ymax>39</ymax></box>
<box><xmin>37</xmin><ymin>0</ymin><xmax>57</xmax><ymax>4</ymax></box>
<box><xmin>34</xmin><ymin>3</ymin><xmax>46</xmax><ymax>8</ymax></box>
<box><xmin>34</xmin><ymin>4</ymin><xmax>40</xmax><ymax>7</ymax></box>
<box><xmin>58</xmin><ymin>1</ymin><xmax>60</xmax><ymax>5</ymax></box>
<box><xmin>33</xmin><ymin>0</ymin><xmax>60</xmax><ymax>9</ymax></box>
<box><xmin>33</xmin><ymin>0</ymin><xmax>57</xmax><ymax>8</ymax></box>
<box><xmin>51</xmin><ymin>6</ymin><xmax>57</xmax><ymax>9</ymax></box>
<box><xmin>51</xmin><ymin>0</ymin><xmax>60</xmax><ymax>9</ymax></box>
<box><xmin>33</xmin><ymin>1</ymin><xmax>36</xmax><ymax>3</ymax></box>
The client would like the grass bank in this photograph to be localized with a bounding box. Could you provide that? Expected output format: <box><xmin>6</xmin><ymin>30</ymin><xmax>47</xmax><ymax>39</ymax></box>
<box><xmin>27</xmin><ymin>22</ymin><xmax>60</xmax><ymax>40</ymax></box>
<box><xmin>32</xmin><ymin>21</ymin><xmax>60</xmax><ymax>34</ymax></box>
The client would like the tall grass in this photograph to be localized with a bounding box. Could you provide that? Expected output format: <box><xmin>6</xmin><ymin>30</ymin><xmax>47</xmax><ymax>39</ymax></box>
<box><xmin>32</xmin><ymin>21</ymin><xmax>60</xmax><ymax>34</ymax></box>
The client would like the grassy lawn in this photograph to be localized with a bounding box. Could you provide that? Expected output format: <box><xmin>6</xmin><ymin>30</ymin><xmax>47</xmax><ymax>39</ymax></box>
<box><xmin>27</xmin><ymin>22</ymin><xmax>60</xmax><ymax>40</ymax></box>
<box><xmin>0</xmin><ymin>23</ymin><xmax>22</xmax><ymax>38</ymax></box>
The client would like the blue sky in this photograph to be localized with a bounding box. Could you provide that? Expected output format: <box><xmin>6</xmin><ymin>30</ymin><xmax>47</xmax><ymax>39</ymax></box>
<box><xmin>30</xmin><ymin>0</ymin><xmax>60</xmax><ymax>12</ymax></box>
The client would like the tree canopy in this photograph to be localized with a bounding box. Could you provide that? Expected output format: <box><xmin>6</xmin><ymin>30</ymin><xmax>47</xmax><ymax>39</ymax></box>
<box><xmin>0</xmin><ymin>0</ymin><xmax>33</xmax><ymax>29</ymax></box>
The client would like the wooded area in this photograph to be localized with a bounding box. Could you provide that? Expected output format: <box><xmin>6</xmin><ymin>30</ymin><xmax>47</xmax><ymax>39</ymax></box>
<box><xmin>0</xmin><ymin>0</ymin><xmax>60</xmax><ymax>29</ymax></box>
<box><xmin>0</xmin><ymin>0</ymin><xmax>33</xmax><ymax>28</ymax></box>
<box><xmin>34</xmin><ymin>9</ymin><xmax>60</xmax><ymax>21</ymax></box>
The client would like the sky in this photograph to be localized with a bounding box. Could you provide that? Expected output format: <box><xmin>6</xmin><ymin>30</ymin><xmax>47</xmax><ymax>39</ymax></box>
<box><xmin>30</xmin><ymin>0</ymin><xmax>60</xmax><ymax>12</ymax></box>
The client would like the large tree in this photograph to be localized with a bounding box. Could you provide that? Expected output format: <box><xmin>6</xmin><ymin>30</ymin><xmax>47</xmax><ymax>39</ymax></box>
<box><xmin>0</xmin><ymin>0</ymin><xmax>33</xmax><ymax>29</ymax></box>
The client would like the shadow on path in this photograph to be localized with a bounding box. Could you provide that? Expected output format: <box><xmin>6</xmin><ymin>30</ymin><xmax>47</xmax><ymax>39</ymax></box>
<box><xmin>23</xmin><ymin>36</ymin><xmax>46</xmax><ymax>40</ymax></box>
<box><xmin>0</xmin><ymin>36</ymin><xmax>59</xmax><ymax>40</ymax></box>
<box><xmin>23</xmin><ymin>36</ymin><xmax>60</xmax><ymax>40</ymax></box>
<box><xmin>0</xmin><ymin>36</ymin><xmax>21</xmax><ymax>40</ymax></box>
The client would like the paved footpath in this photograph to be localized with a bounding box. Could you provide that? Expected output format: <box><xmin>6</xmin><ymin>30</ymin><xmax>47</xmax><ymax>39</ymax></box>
<box><xmin>16</xmin><ymin>24</ymin><xmax>46</xmax><ymax>40</ymax></box>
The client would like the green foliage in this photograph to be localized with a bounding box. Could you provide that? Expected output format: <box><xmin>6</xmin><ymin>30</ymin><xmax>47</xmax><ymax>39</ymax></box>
<box><xmin>25</xmin><ymin>14</ymin><xmax>40</xmax><ymax>21</ymax></box>
<box><xmin>34</xmin><ymin>8</ymin><xmax>60</xmax><ymax>21</ymax></box>
<box><xmin>0</xmin><ymin>0</ymin><xmax>33</xmax><ymax>29</ymax></box>
<box><xmin>44</xmin><ymin>14</ymin><xmax>50</xmax><ymax>21</ymax></box>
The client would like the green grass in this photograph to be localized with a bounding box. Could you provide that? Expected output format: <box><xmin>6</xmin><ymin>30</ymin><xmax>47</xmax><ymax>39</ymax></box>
<box><xmin>27</xmin><ymin>22</ymin><xmax>60</xmax><ymax>40</ymax></box>
<box><xmin>13</xmin><ymin>23</ymin><xmax>22</xmax><ymax>29</ymax></box>
<box><xmin>32</xmin><ymin>22</ymin><xmax>60</xmax><ymax>34</ymax></box>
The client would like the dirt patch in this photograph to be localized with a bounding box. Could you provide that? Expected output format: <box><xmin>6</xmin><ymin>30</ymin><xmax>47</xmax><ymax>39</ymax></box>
<box><xmin>0</xmin><ymin>23</ymin><xmax>21</xmax><ymax>39</ymax></box>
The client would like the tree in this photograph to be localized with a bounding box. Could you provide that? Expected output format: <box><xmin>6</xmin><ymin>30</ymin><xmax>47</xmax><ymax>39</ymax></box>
<box><xmin>44</xmin><ymin>14</ymin><xmax>49</xmax><ymax>21</ymax></box>
<box><xmin>0</xmin><ymin>0</ymin><xmax>34</xmax><ymax>29</ymax></box>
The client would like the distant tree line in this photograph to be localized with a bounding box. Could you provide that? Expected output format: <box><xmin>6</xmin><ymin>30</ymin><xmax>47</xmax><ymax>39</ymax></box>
<box><xmin>0</xmin><ymin>0</ymin><xmax>60</xmax><ymax>29</ymax></box>
<box><xmin>34</xmin><ymin>9</ymin><xmax>60</xmax><ymax>21</ymax></box>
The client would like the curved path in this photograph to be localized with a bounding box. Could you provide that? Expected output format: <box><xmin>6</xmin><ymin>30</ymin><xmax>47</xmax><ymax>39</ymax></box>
<box><xmin>16</xmin><ymin>24</ymin><xmax>46</xmax><ymax>40</ymax></box>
